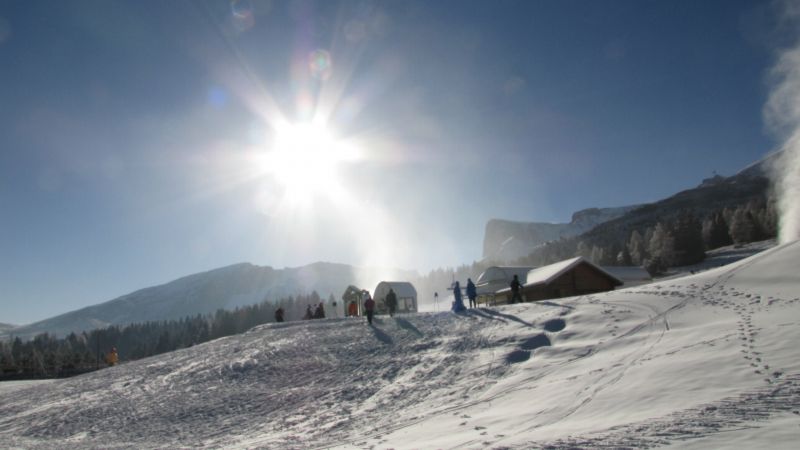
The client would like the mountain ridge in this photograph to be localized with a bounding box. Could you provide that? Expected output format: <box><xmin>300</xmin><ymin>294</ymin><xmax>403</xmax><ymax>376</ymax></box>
<box><xmin>6</xmin><ymin>261</ymin><xmax>416</xmax><ymax>339</ymax></box>
<box><xmin>485</xmin><ymin>150</ymin><xmax>777</xmax><ymax>264</ymax></box>
<box><xmin>482</xmin><ymin>205</ymin><xmax>640</xmax><ymax>262</ymax></box>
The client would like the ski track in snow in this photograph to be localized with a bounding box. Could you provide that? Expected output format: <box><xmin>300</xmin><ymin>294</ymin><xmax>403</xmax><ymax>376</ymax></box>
<box><xmin>1</xmin><ymin>242</ymin><xmax>799</xmax><ymax>449</ymax></box>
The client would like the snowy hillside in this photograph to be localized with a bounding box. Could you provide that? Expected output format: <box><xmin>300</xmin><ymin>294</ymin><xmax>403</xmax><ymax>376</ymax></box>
<box><xmin>483</xmin><ymin>206</ymin><xmax>639</xmax><ymax>262</ymax></box>
<box><xmin>1</xmin><ymin>242</ymin><xmax>799</xmax><ymax>449</ymax></box>
<box><xmin>10</xmin><ymin>262</ymin><xmax>416</xmax><ymax>339</ymax></box>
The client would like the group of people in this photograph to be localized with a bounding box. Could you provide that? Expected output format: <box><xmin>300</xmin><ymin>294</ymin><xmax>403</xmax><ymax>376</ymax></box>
<box><xmin>451</xmin><ymin>278</ymin><xmax>478</xmax><ymax>312</ymax></box>
<box><xmin>303</xmin><ymin>303</ymin><xmax>327</xmax><ymax>320</ymax></box>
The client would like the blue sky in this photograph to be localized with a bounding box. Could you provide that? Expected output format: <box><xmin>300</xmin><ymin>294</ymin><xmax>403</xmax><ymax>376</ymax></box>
<box><xmin>0</xmin><ymin>0</ymin><xmax>782</xmax><ymax>324</ymax></box>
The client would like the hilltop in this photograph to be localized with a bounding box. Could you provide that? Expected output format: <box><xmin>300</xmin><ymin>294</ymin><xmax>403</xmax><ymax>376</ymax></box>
<box><xmin>1</xmin><ymin>241</ymin><xmax>798</xmax><ymax>449</ymax></box>
<box><xmin>8</xmin><ymin>262</ymin><xmax>416</xmax><ymax>339</ymax></box>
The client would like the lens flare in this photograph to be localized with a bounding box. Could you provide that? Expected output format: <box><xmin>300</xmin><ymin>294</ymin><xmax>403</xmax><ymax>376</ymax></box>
<box><xmin>230</xmin><ymin>0</ymin><xmax>255</xmax><ymax>32</ymax></box>
<box><xmin>309</xmin><ymin>49</ymin><xmax>332</xmax><ymax>80</ymax></box>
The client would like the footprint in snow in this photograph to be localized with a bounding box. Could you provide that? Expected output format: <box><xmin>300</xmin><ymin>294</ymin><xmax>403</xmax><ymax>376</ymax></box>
<box><xmin>544</xmin><ymin>318</ymin><xmax>566</xmax><ymax>332</ymax></box>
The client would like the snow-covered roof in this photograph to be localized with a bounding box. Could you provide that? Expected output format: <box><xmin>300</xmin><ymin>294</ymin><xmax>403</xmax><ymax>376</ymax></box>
<box><xmin>373</xmin><ymin>281</ymin><xmax>417</xmax><ymax>299</ymax></box>
<box><xmin>524</xmin><ymin>257</ymin><xmax>622</xmax><ymax>288</ymax></box>
<box><xmin>476</xmin><ymin>266</ymin><xmax>534</xmax><ymax>286</ymax></box>
<box><xmin>496</xmin><ymin>257</ymin><xmax>622</xmax><ymax>293</ymax></box>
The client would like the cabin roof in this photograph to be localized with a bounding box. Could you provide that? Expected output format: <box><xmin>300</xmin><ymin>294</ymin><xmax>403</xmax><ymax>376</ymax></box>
<box><xmin>497</xmin><ymin>257</ymin><xmax>623</xmax><ymax>293</ymax></box>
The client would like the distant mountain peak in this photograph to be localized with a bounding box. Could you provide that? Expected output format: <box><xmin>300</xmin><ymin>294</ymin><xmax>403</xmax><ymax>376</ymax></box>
<box><xmin>483</xmin><ymin>205</ymin><xmax>640</xmax><ymax>262</ymax></box>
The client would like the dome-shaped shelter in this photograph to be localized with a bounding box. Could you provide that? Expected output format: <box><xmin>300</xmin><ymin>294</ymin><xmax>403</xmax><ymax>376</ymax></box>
<box><xmin>372</xmin><ymin>281</ymin><xmax>418</xmax><ymax>315</ymax></box>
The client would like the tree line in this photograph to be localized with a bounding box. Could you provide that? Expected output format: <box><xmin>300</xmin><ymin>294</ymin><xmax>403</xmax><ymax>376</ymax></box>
<box><xmin>0</xmin><ymin>291</ymin><xmax>335</xmax><ymax>381</ymax></box>
<box><xmin>513</xmin><ymin>200</ymin><xmax>777</xmax><ymax>274</ymax></box>
<box><xmin>410</xmin><ymin>199</ymin><xmax>778</xmax><ymax>303</ymax></box>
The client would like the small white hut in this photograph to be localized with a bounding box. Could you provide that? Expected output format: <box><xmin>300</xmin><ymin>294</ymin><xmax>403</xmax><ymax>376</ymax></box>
<box><xmin>373</xmin><ymin>281</ymin><xmax>418</xmax><ymax>314</ymax></box>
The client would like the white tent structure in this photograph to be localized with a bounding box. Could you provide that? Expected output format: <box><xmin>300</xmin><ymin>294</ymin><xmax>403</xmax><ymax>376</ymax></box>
<box><xmin>373</xmin><ymin>281</ymin><xmax>418</xmax><ymax>314</ymax></box>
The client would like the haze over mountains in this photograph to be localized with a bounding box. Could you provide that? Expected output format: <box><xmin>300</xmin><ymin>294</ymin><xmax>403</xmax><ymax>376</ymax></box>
<box><xmin>3</xmin><ymin>151</ymin><xmax>777</xmax><ymax>341</ymax></box>
<box><xmin>6</xmin><ymin>263</ymin><xmax>416</xmax><ymax>339</ymax></box>
<box><xmin>482</xmin><ymin>205</ymin><xmax>639</xmax><ymax>262</ymax></box>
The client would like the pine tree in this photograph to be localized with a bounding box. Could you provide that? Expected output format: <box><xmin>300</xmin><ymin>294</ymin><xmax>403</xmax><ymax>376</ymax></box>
<box><xmin>647</xmin><ymin>222</ymin><xmax>675</xmax><ymax>271</ymax></box>
<box><xmin>729</xmin><ymin>207</ymin><xmax>761</xmax><ymax>244</ymax></box>
<box><xmin>627</xmin><ymin>230</ymin><xmax>646</xmax><ymax>265</ymax></box>
<box><xmin>702</xmin><ymin>211</ymin><xmax>733</xmax><ymax>250</ymax></box>
<box><xmin>671</xmin><ymin>212</ymin><xmax>705</xmax><ymax>265</ymax></box>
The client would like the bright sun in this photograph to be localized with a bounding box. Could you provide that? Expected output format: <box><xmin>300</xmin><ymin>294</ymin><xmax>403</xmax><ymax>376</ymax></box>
<box><xmin>261</xmin><ymin>123</ymin><xmax>357</xmax><ymax>204</ymax></box>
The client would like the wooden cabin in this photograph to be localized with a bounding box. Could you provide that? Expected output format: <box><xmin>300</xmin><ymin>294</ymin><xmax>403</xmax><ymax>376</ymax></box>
<box><xmin>496</xmin><ymin>257</ymin><xmax>622</xmax><ymax>303</ymax></box>
<box><xmin>373</xmin><ymin>281</ymin><xmax>418</xmax><ymax>314</ymax></box>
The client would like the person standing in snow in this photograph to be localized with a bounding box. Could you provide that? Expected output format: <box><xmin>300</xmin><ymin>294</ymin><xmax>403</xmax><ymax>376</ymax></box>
<box><xmin>314</xmin><ymin>303</ymin><xmax>326</xmax><ymax>319</ymax></box>
<box><xmin>348</xmin><ymin>300</ymin><xmax>358</xmax><ymax>317</ymax></box>
<box><xmin>363</xmin><ymin>292</ymin><xmax>376</xmax><ymax>325</ymax></box>
<box><xmin>386</xmin><ymin>288</ymin><xmax>398</xmax><ymax>317</ymax></box>
<box><xmin>452</xmin><ymin>281</ymin><xmax>466</xmax><ymax>312</ymax></box>
<box><xmin>275</xmin><ymin>306</ymin><xmax>285</xmax><ymax>323</ymax></box>
<box><xmin>510</xmin><ymin>274</ymin><xmax>523</xmax><ymax>303</ymax></box>
<box><xmin>105</xmin><ymin>347</ymin><xmax>119</xmax><ymax>366</ymax></box>
<box><xmin>304</xmin><ymin>305</ymin><xmax>313</xmax><ymax>320</ymax></box>
<box><xmin>466</xmin><ymin>278</ymin><xmax>477</xmax><ymax>309</ymax></box>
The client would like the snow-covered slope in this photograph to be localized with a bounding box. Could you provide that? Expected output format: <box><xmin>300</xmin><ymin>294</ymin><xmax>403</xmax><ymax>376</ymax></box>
<box><xmin>1</xmin><ymin>242</ymin><xmax>798</xmax><ymax>449</ymax></box>
<box><xmin>483</xmin><ymin>206</ymin><xmax>639</xmax><ymax>262</ymax></box>
<box><xmin>11</xmin><ymin>262</ymin><xmax>416</xmax><ymax>339</ymax></box>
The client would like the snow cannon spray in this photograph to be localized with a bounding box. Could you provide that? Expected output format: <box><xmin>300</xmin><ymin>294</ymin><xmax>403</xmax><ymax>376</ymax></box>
<box><xmin>765</xmin><ymin>0</ymin><xmax>800</xmax><ymax>243</ymax></box>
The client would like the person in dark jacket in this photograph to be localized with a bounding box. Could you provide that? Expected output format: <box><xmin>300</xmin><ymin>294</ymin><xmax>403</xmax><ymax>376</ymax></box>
<box><xmin>364</xmin><ymin>294</ymin><xmax>376</xmax><ymax>325</ymax></box>
<box><xmin>275</xmin><ymin>306</ymin><xmax>285</xmax><ymax>323</ymax></box>
<box><xmin>466</xmin><ymin>278</ymin><xmax>477</xmax><ymax>309</ymax></box>
<box><xmin>314</xmin><ymin>303</ymin><xmax>325</xmax><ymax>319</ymax></box>
<box><xmin>452</xmin><ymin>281</ymin><xmax>466</xmax><ymax>312</ymax></box>
<box><xmin>510</xmin><ymin>275</ymin><xmax>523</xmax><ymax>303</ymax></box>
<box><xmin>386</xmin><ymin>288</ymin><xmax>398</xmax><ymax>317</ymax></box>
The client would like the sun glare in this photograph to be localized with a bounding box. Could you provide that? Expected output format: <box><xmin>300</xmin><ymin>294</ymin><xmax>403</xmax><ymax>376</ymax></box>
<box><xmin>261</xmin><ymin>123</ymin><xmax>358</xmax><ymax>204</ymax></box>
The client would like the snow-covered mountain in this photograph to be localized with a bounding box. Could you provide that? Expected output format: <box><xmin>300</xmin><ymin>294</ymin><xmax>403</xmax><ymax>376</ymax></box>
<box><xmin>0</xmin><ymin>323</ymin><xmax>15</xmax><ymax>334</ymax></box>
<box><xmin>2</xmin><ymin>241</ymin><xmax>797</xmax><ymax>449</ymax></box>
<box><xmin>483</xmin><ymin>205</ymin><xmax>639</xmax><ymax>262</ymax></box>
<box><xmin>9</xmin><ymin>262</ymin><xmax>416</xmax><ymax>339</ymax></box>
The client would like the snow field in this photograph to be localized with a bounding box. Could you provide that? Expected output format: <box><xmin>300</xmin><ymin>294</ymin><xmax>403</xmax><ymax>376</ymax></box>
<box><xmin>1</xmin><ymin>241</ymin><xmax>799</xmax><ymax>449</ymax></box>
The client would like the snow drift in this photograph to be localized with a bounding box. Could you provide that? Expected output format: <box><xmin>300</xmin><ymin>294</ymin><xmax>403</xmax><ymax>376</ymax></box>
<box><xmin>1</xmin><ymin>242</ymin><xmax>799</xmax><ymax>449</ymax></box>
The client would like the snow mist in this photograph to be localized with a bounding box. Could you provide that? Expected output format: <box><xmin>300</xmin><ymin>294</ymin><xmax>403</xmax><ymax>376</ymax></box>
<box><xmin>765</xmin><ymin>1</ymin><xmax>800</xmax><ymax>243</ymax></box>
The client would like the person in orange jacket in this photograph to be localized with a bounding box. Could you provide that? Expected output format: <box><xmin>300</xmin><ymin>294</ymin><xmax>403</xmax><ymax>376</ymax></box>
<box><xmin>106</xmin><ymin>347</ymin><xmax>119</xmax><ymax>366</ymax></box>
<box><xmin>348</xmin><ymin>300</ymin><xmax>358</xmax><ymax>317</ymax></box>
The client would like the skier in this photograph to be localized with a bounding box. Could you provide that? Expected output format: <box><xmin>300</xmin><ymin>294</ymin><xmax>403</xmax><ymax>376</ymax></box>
<box><xmin>363</xmin><ymin>292</ymin><xmax>376</xmax><ymax>325</ymax></box>
<box><xmin>274</xmin><ymin>306</ymin><xmax>285</xmax><ymax>323</ymax></box>
<box><xmin>466</xmin><ymin>278</ymin><xmax>477</xmax><ymax>309</ymax></box>
<box><xmin>510</xmin><ymin>274</ymin><xmax>523</xmax><ymax>303</ymax></box>
<box><xmin>386</xmin><ymin>288</ymin><xmax>398</xmax><ymax>317</ymax></box>
<box><xmin>105</xmin><ymin>347</ymin><xmax>118</xmax><ymax>366</ymax></box>
<box><xmin>452</xmin><ymin>281</ymin><xmax>466</xmax><ymax>312</ymax></box>
<box><xmin>304</xmin><ymin>305</ymin><xmax>313</xmax><ymax>320</ymax></box>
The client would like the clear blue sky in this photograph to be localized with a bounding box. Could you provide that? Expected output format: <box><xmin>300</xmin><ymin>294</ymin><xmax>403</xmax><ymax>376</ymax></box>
<box><xmin>0</xmin><ymin>0</ymin><xmax>782</xmax><ymax>324</ymax></box>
